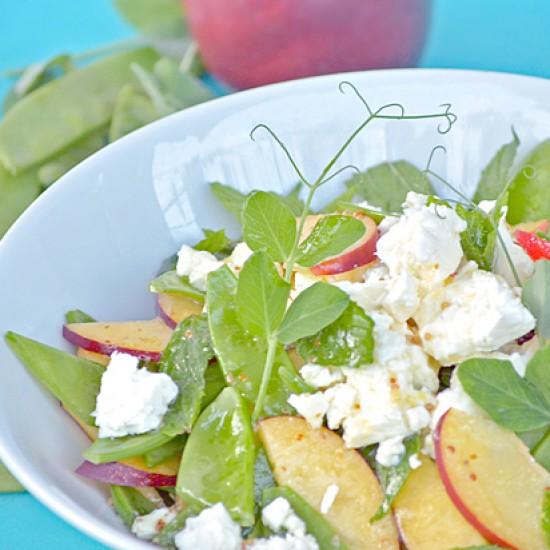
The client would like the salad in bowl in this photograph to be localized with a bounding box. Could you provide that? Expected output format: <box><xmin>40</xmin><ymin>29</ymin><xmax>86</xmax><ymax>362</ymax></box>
<box><xmin>5</xmin><ymin>84</ymin><xmax>550</xmax><ymax>550</ymax></box>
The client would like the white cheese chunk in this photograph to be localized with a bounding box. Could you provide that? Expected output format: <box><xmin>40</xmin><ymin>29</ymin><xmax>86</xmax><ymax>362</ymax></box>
<box><xmin>249</xmin><ymin>534</ymin><xmax>319</xmax><ymax>550</ymax></box>
<box><xmin>408</xmin><ymin>453</ymin><xmax>422</xmax><ymax>469</ymax></box>
<box><xmin>320</xmin><ymin>484</ymin><xmax>340</xmax><ymax>515</ymax></box>
<box><xmin>132</xmin><ymin>506</ymin><xmax>177</xmax><ymax>540</ymax></box>
<box><xmin>174</xmin><ymin>503</ymin><xmax>241</xmax><ymax>550</ymax></box>
<box><xmin>288</xmin><ymin>393</ymin><xmax>329</xmax><ymax>430</ymax></box>
<box><xmin>227</xmin><ymin>241</ymin><xmax>253</xmax><ymax>272</ymax></box>
<box><xmin>94</xmin><ymin>353</ymin><xmax>178</xmax><ymax>438</ymax></box>
<box><xmin>375</xmin><ymin>436</ymin><xmax>405</xmax><ymax>467</ymax></box>
<box><xmin>176</xmin><ymin>244</ymin><xmax>222</xmax><ymax>291</ymax></box>
<box><xmin>262</xmin><ymin>497</ymin><xmax>306</xmax><ymax>536</ymax></box>
<box><xmin>299</xmin><ymin>364</ymin><xmax>344</xmax><ymax>389</ymax></box>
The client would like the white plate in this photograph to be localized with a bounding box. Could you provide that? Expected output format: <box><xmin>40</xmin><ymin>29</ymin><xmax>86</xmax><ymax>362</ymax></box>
<box><xmin>1</xmin><ymin>69</ymin><xmax>550</xmax><ymax>549</ymax></box>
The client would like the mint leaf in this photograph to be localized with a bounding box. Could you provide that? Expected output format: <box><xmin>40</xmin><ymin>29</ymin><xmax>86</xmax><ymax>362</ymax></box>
<box><xmin>507</xmin><ymin>139</ymin><xmax>550</xmax><ymax>224</ymax></box>
<box><xmin>211</xmin><ymin>182</ymin><xmax>248</xmax><ymax>219</ymax></box>
<box><xmin>149</xmin><ymin>270</ymin><xmax>205</xmax><ymax>303</ymax></box>
<box><xmin>455</xmin><ymin>204</ymin><xmax>495</xmax><ymax>271</ymax></box>
<box><xmin>473</xmin><ymin>129</ymin><xmax>520</xmax><ymax>203</ymax></box>
<box><xmin>278</xmin><ymin>283</ymin><xmax>349</xmax><ymax>345</ymax></box>
<box><xmin>242</xmin><ymin>191</ymin><xmax>297</xmax><ymax>263</ymax></box>
<box><xmin>195</xmin><ymin>228</ymin><xmax>232</xmax><ymax>255</ymax></box>
<box><xmin>346</xmin><ymin>161</ymin><xmax>433</xmax><ymax>212</ymax></box>
<box><xmin>522</xmin><ymin>260</ymin><xmax>550</xmax><ymax>341</ymax></box>
<box><xmin>297</xmin><ymin>302</ymin><xmax>374</xmax><ymax>368</ymax></box>
<box><xmin>236</xmin><ymin>251</ymin><xmax>290</xmax><ymax>337</ymax></box>
<box><xmin>297</xmin><ymin>215</ymin><xmax>365</xmax><ymax>268</ymax></box>
<box><xmin>159</xmin><ymin>314</ymin><xmax>214</xmax><ymax>436</ymax></box>
<box><xmin>458</xmin><ymin>358</ymin><xmax>550</xmax><ymax>431</ymax></box>
<box><xmin>525</xmin><ymin>345</ymin><xmax>550</xmax><ymax>399</ymax></box>
<box><xmin>371</xmin><ymin>434</ymin><xmax>421</xmax><ymax>522</ymax></box>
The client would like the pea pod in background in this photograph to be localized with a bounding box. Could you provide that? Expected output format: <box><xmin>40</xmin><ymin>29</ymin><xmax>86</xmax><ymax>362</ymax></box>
<box><xmin>0</xmin><ymin>47</ymin><xmax>159</xmax><ymax>174</ymax></box>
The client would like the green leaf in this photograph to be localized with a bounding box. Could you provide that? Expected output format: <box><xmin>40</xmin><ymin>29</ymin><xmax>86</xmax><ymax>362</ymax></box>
<box><xmin>522</xmin><ymin>260</ymin><xmax>550</xmax><ymax>341</ymax></box>
<box><xmin>525</xmin><ymin>345</ymin><xmax>550</xmax><ymax>400</ymax></box>
<box><xmin>263</xmin><ymin>486</ymin><xmax>346</xmax><ymax>549</ymax></box>
<box><xmin>473</xmin><ymin>129</ymin><xmax>520</xmax><ymax>203</ymax></box>
<box><xmin>0</xmin><ymin>48</ymin><xmax>159</xmax><ymax>174</ymax></box>
<box><xmin>83</xmin><ymin>430</ymin><xmax>173</xmax><ymax>464</ymax></box>
<box><xmin>159</xmin><ymin>315</ymin><xmax>214</xmax><ymax>436</ymax></box>
<box><xmin>455</xmin><ymin>204</ymin><xmax>495</xmax><ymax>271</ymax></box>
<box><xmin>5</xmin><ymin>332</ymin><xmax>103</xmax><ymax>426</ymax></box>
<box><xmin>346</xmin><ymin>161</ymin><xmax>433</xmax><ymax>212</ymax></box>
<box><xmin>277</xmin><ymin>283</ymin><xmax>349</xmax><ymax>345</ymax></box>
<box><xmin>371</xmin><ymin>434</ymin><xmax>421</xmax><ymax>522</ymax></box>
<box><xmin>177</xmin><ymin>387</ymin><xmax>255</xmax><ymax>526</ymax></box>
<box><xmin>109</xmin><ymin>84</ymin><xmax>158</xmax><ymax>141</ymax></box>
<box><xmin>149</xmin><ymin>270</ymin><xmax>205</xmax><ymax>303</ymax></box>
<box><xmin>143</xmin><ymin>434</ymin><xmax>187</xmax><ymax>468</ymax></box>
<box><xmin>0</xmin><ymin>462</ymin><xmax>24</xmax><ymax>493</ymax></box>
<box><xmin>65</xmin><ymin>309</ymin><xmax>96</xmax><ymax>324</ymax></box>
<box><xmin>542</xmin><ymin>489</ymin><xmax>550</xmax><ymax>549</ymax></box>
<box><xmin>207</xmin><ymin>266</ymin><xmax>295</xmax><ymax>416</ymax></box>
<box><xmin>296</xmin><ymin>302</ymin><xmax>374</xmax><ymax>368</ymax></box>
<box><xmin>532</xmin><ymin>429</ymin><xmax>550</xmax><ymax>472</ymax></box>
<box><xmin>457</xmin><ymin>358</ymin><xmax>550</xmax><ymax>432</ymax></box>
<box><xmin>254</xmin><ymin>449</ymin><xmax>276</xmax><ymax>512</ymax></box>
<box><xmin>331</xmin><ymin>201</ymin><xmax>387</xmax><ymax>224</ymax></box>
<box><xmin>195</xmin><ymin>228</ymin><xmax>232</xmax><ymax>255</ymax></box>
<box><xmin>278</xmin><ymin>366</ymin><xmax>314</xmax><ymax>395</ymax></box>
<box><xmin>110</xmin><ymin>485</ymin><xmax>157</xmax><ymax>528</ymax></box>
<box><xmin>0</xmin><ymin>163</ymin><xmax>41</xmax><ymax>238</ymax></box>
<box><xmin>507</xmin><ymin>139</ymin><xmax>550</xmax><ymax>224</ymax></box>
<box><xmin>242</xmin><ymin>191</ymin><xmax>297</xmax><ymax>263</ymax></box>
<box><xmin>3</xmin><ymin>54</ymin><xmax>74</xmax><ymax>113</ymax></box>
<box><xmin>236</xmin><ymin>251</ymin><xmax>290</xmax><ymax>337</ymax></box>
<box><xmin>297</xmin><ymin>215</ymin><xmax>365</xmax><ymax>267</ymax></box>
<box><xmin>210</xmin><ymin>182</ymin><xmax>248</xmax><ymax>219</ymax></box>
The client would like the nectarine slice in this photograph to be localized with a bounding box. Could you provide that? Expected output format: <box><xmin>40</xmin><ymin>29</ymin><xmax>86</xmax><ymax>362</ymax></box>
<box><xmin>76</xmin><ymin>347</ymin><xmax>110</xmax><ymax>366</ymax></box>
<box><xmin>258</xmin><ymin>416</ymin><xmax>399</xmax><ymax>549</ymax></box>
<box><xmin>157</xmin><ymin>293</ymin><xmax>203</xmax><ymax>329</ymax></box>
<box><xmin>63</xmin><ymin>318</ymin><xmax>172</xmax><ymax>361</ymax></box>
<box><xmin>435</xmin><ymin>409</ymin><xmax>550</xmax><ymax>549</ymax></box>
<box><xmin>393</xmin><ymin>456</ymin><xmax>487</xmax><ymax>549</ymax></box>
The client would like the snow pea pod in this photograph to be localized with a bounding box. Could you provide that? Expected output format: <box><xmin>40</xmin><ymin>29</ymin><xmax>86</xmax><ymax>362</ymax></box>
<box><xmin>177</xmin><ymin>387</ymin><xmax>255</xmax><ymax>526</ymax></box>
<box><xmin>0</xmin><ymin>48</ymin><xmax>159</xmax><ymax>174</ymax></box>
<box><xmin>110</xmin><ymin>485</ymin><xmax>158</xmax><ymax>528</ymax></box>
<box><xmin>263</xmin><ymin>486</ymin><xmax>347</xmax><ymax>550</ymax></box>
<box><xmin>143</xmin><ymin>435</ymin><xmax>187</xmax><ymax>468</ymax></box>
<box><xmin>206</xmin><ymin>266</ymin><xmax>296</xmax><ymax>417</ymax></box>
<box><xmin>5</xmin><ymin>332</ymin><xmax>103</xmax><ymax>426</ymax></box>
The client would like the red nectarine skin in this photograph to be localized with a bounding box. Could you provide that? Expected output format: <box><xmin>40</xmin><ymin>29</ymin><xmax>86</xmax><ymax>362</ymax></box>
<box><xmin>157</xmin><ymin>296</ymin><xmax>178</xmax><ymax>329</ymax></box>
<box><xmin>184</xmin><ymin>0</ymin><xmax>431</xmax><ymax>89</ymax></box>
<box><xmin>76</xmin><ymin>460</ymin><xmax>176</xmax><ymax>487</ymax></box>
<box><xmin>434</xmin><ymin>411</ymin><xmax>517</xmax><ymax>550</ymax></box>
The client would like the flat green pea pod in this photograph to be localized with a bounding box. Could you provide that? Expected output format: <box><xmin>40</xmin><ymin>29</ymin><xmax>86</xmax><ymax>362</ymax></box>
<box><xmin>262</xmin><ymin>486</ymin><xmax>347</xmax><ymax>550</ymax></box>
<box><xmin>0</xmin><ymin>48</ymin><xmax>159</xmax><ymax>174</ymax></box>
<box><xmin>507</xmin><ymin>139</ymin><xmax>550</xmax><ymax>224</ymax></box>
<box><xmin>5</xmin><ymin>332</ymin><xmax>103</xmax><ymax>426</ymax></box>
<box><xmin>177</xmin><ymin>387</ymin><xmax>255</xmax><ymax>526</ymax></box>
<box><xmin>143</xmin><ymin>435</ymin><xmax>187</xmax><ymax>468</ymax></box>
<box><xmin>110</xmin><ymin>485</ymin><xmax>158</xmax><ymax>528</ymax></box>
<box><xmin>206</xmin><ymin>266</ymin><xmax>296</xmax><ymax>417</ymax></box>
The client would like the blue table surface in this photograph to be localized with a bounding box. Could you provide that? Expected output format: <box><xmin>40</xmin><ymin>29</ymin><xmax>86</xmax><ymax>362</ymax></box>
<box><xmin>1</xmin><ymin>0</ymin><xmax>549</xmax><ymax>548</ymax></box>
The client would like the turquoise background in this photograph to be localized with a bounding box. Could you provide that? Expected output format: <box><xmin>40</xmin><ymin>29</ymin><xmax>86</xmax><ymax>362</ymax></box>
<box><xmin>0</xmin><ymin>0</ymin><xmax>549</xmax><ymax>548</ymax></box>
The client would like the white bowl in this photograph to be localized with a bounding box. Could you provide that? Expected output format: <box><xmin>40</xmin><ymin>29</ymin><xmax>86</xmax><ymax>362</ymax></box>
<box><xmin>1</xmin><ymin>69</ymin><xmax>550</xmax><ymax>549</ymax></box>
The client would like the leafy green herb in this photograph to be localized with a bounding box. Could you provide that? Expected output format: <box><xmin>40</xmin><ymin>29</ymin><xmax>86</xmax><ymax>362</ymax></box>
<box><xmin>0</xmin><ymin>462</ymin><xmax>24</xmax><ymax>493</ymax></box>
<box><xmin>83</xmin><ymin>431</ymin><xmax>173</xmax><ymax>464</ymax></box>
<box><xmin>110</xmin><ymin>485</ymin><xmax>157</xmax><ymax>528</ymax></box>
<box><xmin>297</xmin><ymin>215</ymin><xmax>365</xmax><ymax>267</ymax></box>
<box><xmin>455</xmin><ymin>204</ymin><xmax>495</xmax><ymax>271</ymax></box>
<box><xmin>254</xmin><ymin>449</ymin><xmax>276</xmax><ymax>513</ymax></box>
<box><xmin>149</xmin><ymin>270</ymin><xmax>205</xmax><ymax>303</ymax></box>
<box><xmin>263</xmin><ymin>486</ymin><xmax>346</xmax><ymax>549</ymax></box>
<box><xmin>458</xmin><ymin>357</ymin><xmax>550</xmax><ymax>432</ymax></box>
<box><xmin>525</xmin><ymin>346</ymin><xmax>550</xmax><ymax>400</ymax></box>
<box><xmin>195</xmin><ymin>229</ymin><xmax>232</xmax><ymax>255</ymax></box>
<box><xmin>278</xmin><ymin>366</ymin><xmax>314</xmax><ymax>395</ymax></box>
<box><xmin>242</xmin><ymin>191</ymin><xmax>297</xmax><ymax>263</ymax></box>
<box><xmin>109</xmin><ymin>84</ymin><xmax>157</xmax><ymax>141</ymax></box>
<box><xmin>297</xmin><ymin>302</ymin><xmax>374</xmax><ymax>368</ymax></box>
<box><xmin>522</xmin><ymin>260</ymin><xmax>550</xmax><ymax>341</ymax></box>
<box><xmin>5</xmin><ymin>332</ymin><xmax>103</xmax><ymax>426</ymax></box>
<box><xmin>202</xmin><ymin>363</ymin><xmax>227</xmax><ymax>408</ymax></box>
<box><xmin>473</xmin><ymin>129</ymin><xmax>520</xmax><ymax>203</ymax></box>
<box><xmin>210</xmin><ymin>182</ymin><xmax>248</xmax><ymax>219</ymax></box>
<box><xmin>371</xmin><ymin>435</ymin><xmax>421</xmax><ymax>522</ymax></box>
<box><xmin>532</xmin><ymin>429</ymin><xmax>550</xmax><ymax>471</ymax></box>
<box><xmin>0</xmin><ymin>48</ymin><xmax>159</xmax><ymax>174</ymax></box>
<box><xmin>65</xmin><ymin>309</ymin><xmax>96</xmax><ymax>324</ymax></box>
<box><xmin>507</xmin><ymin>139</ymin><xmax>550</xmax><ymax>224</ymax></box>
<box><xmin>344</xmin><ymin>161</ymin><xmax>433</xmax><ymax>212</ymax></box>
<box><xmin>159</xmin><ymin>315</ymin><xmax>214</xmax><ymax>436</ymax></box>
<box><xmin>177</xmin><ymin>387</ymin><xmax>255</xmax><ymax>526</ymax></box>
<box><xmin>277</xmin><ymin>283</ymin><xmax>349</xmax><ymax>345</ymax></box>
<box><xmin>330</xmin><ymin>200</ymin><xmax>390</xmax><ymax>224</ymax></box>
<box><xmin>237</xmin><ymin>251</ymin><xmax>290</xmax><ymax>337</ymax></box>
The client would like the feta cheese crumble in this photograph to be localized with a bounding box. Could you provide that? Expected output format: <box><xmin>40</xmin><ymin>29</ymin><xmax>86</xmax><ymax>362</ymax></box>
<box><xmin>287</xmin><ymin>393</ymin><xmax>328</xmax><ymax>429</ymax></box>
<box><xmin>132</xmin><ymin>506</ymin><xmax>177</xmax><ymax>540</ymax></box>
<box><xmin>94</xmin><ymin>353</ymin><xmax>178</xmax><ymax>438</ymax></box>
<box><xmin>375</xmin><ymin>436</ymin><xmax>405</xmax><ymax>467</ymax></box>
<box><xmin>174</xmin><ymin>503</ymin><xmax>241</xmax><ymax>550</ymax></box>
<box><xmin>320</xmin><ymin>484</ymin><xmax>340</xmax><ymax>515</ymax></box>
<box><xmin>299</xmin><ymin>365</ymin><xmax>344</xmax><ymax>389</ymax></box>
<box><xmin>176</xmin><ymin>244</ymin><xmax>222</xmax><ymax>291</ymax></box>
<box><xmin>228</xmin><ymin>241</ymin><xmax>253</xmax><ymax>272</ymax></box>
<box><xmin>414</xmin><ymin>262</ymin><xmax>536</xmax><ymax>364</ymax></box>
